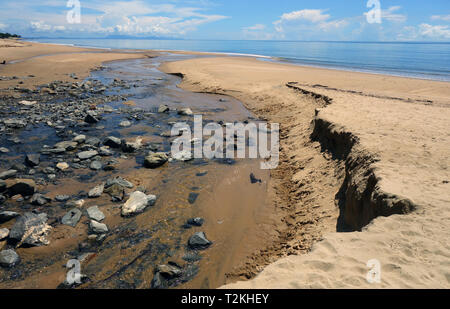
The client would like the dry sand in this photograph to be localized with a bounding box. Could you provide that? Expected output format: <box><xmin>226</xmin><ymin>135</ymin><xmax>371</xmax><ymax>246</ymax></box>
<box><xmin>161</xmin><ymin>57</ymin><xmax>450</xmax><ymax>288</ymax></box>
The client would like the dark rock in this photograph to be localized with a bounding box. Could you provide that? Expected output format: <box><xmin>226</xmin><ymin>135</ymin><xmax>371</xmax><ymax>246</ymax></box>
<box><xmin>0</xmin><ymin>180</ymin><xmax>5</xmax><ymax>193</ymax></box>
<box><xmin>104</xmin><ymin>183</ymin><xmax>125</xmax><ymax>202</ymax></box>
<box><xmin>250</xmin><ymin>173</ymin><xmax>262</xmax><ymax>184</ymax></box>
<box><xmin>0</xmin><ymin>249</ymin><xmax>20</xmax><ymax>268</ymax></box>
<box><xmin>61</xmin><ymin>209</ymin><xmax>82</xmax><ymax>227</ymax></box>
<box><xmin>0</xmin><ymin>211</ymin><xmax>20</xmax><ymax>223</ymax></box>
<box><xmin>84</xmin><ymin>111</ymin><xmax>99</xmax><ymax>124</ymax></box>
<box><xmin>25</xmin><ymin>154</ymin><xmax>40</xmax><ymax>167</ymax></box>
<box><xmin>0</xmin><ymin>194</ymin><xmax>5</xmax><ymax>205</ymax></box>
<box><xmin>9</xmin><ymin>212</ymin><xmax>51</xmax><ymax>247</ymax></box>
<box><xmin>105</xmin><ymin>177</ymin><xmax>134</xmax><ymax>189</ymax></box>
<box><xmin>6</xmin><ymin>179</ymin><xmax>36</xmax><ymax>196</ymax></box>
<box><xmin>188</xmin><ymin>192</ymin><xmax>199</xmax><ymax>204</ymax></box>
<box><xmin>103</xmin><ymin>136</ymin><xmax>122</xmax><ymax>148</ymax></box>
<box><xmin>151</xmin><ymin>272</ymin><xmax>166</xmax><ymax>289</ymax></box>
<box><xmin>188</xmin><ymin>232</ymin><xmax>212</xmax><ymax>250</ymax></box>
<box><xmin>187</xmin><ymin>218</ymin><xmax>204</xmax><ymax>227</ymax></box>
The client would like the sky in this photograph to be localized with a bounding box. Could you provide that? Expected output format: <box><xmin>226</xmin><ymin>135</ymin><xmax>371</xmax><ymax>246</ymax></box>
<box><xmin>0</xmin><ymin>0</ymin><xmax>449</xmax><ymax>41</ymax></box>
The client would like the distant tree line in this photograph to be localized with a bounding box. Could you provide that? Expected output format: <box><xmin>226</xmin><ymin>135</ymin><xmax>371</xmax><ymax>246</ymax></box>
<box><xmin>0</xmin><ymin>33</ymin><xmax>21</xmax><ymax>39</ymax></box>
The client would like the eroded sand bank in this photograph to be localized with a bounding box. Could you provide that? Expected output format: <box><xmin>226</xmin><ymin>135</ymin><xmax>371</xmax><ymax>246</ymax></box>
<box><xmin>161</xmin><ymin>57</ymin><xmax>450</xmax><ymax>288</ymax></box>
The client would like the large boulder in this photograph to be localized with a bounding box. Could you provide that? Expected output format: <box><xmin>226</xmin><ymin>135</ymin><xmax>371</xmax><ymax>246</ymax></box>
<box><xmin>9</xmin><ymin>212</ymin><xmax>51</xmax><ymax>247</ymax></box>
<box><xmin>121</xmin><ymin>191</ymin><xmax>157</xmax><ymax>217</ymax></box>
<box><xmin>144</xmin><ymin>152</ymin><xmax>168</xmax><ymax>168</ymax></box>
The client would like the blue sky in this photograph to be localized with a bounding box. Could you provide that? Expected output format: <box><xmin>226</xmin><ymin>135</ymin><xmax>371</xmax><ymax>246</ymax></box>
<box><xmin>0</xmin><ymin>0</ymin><xmax>449</xmax><ymax>41</ymax></box>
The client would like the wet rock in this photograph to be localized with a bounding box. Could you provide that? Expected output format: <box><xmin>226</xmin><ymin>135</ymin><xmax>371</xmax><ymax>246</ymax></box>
<box><xmin>121</xmin><ymin>191</ymin><xmax>157</xmax><ymax>217</ymax></box>
<box><xmin>56</xmin><ymin>162</ymin><xmax>70</xmax><ymax>171</ymax></box>
<box><xmin>122</xmin><ymin>139</ymin><xmax>142</xmax><ymax>153</ymax></box>
<box><xmin>144</xmin><ymin>152</ymin><xmax>168</xmax><ymax>168</ymax></box>
<box><xmin>77</xmin><ymin>150</ymin><xmax>98</xmax><ymax>160</ymax></box>
<box><xmin>73</xmin><ymin>134</ymin><xmax>86</xmax><ymax>144</ymax></box>
<box><xmin>99</xmin><ymin>146</ymin><xmax>113</xmax><ymax>157</ymax></box>
<box><xmin>31</xmin><ymin>193</ymin><xmax>51</xmax><ymax>206</ymax></box>
<box><xmin>177</xmin><ymin>108</ymin><xmax>193</xmax><ymax>116</ymax></box>
<box><xmin>0</xmin><ymin>228</ymin><xmax>9</xmax><ymax>240</ymax></box>
<box><xmin>6</xmin><ymin>179</ymin><xmax>36</xmax><ymax>196</ymax></box>
<box><xmin>105</xmin><ymin>177</ymin><xmax>134</xmax><ymax>189</ymax></box>
<box><xmin>0</xmin><ymin>211</ymin><xmax>19</xmax><ymax>223</ymax></box>
<box><xmin>9</xmin><ymin>212</ymin><xmax>51</xmax><ymax>247</ymax></box>
<box><xmin>4</xmin><ymin>119</ymin><xmax>27</xmax><ymax>128</ymax></box>
<box><xmin>85</xmin><ymin>137</ymin><xmax>101</xmax><ymax>147</ymax></box>
<box><xmin>0</xmin><ymin>249</ymin><xmax>20</xmax><ymax>268</ymax></box>
<box><xmin>89</xmin><ymin>220</ymin><xmax>108</xmax><ymax>234</ymax></box>
<box><xmin>103</xmin><ymin>136</ymin><xmax>122</xmax><ymax>148</ymax></box>
<box><xmin>250</xmin><ymin>173</ymin><xmax>262</xmax><ymax>184</ymax></box>
<box><xmin>158</xmin><ymin>105</ymin><xmax>170</xmax><ymax>113</ymax></box>
<box><xmin>0</xmin><ymin>170</ymin><xmax>17</xmax><ymax>180</ymax></box>
<box><xmin>61</xmin><ymin>209</ymin><xmax>82</xmax><ymax>227</ymax></box>
<box><xmin>25</xmin><ymin>154</ymin><xmax>40</xmax><ymax>167</ymax></box>
<box><xmin>0</xmin><ymin>147</ymin><xmax>10</xmax><ymax>153</ymax></box>
<box><xmin>172</xmin><ymin>150</ymin><xmax>193</xmax><ymax>161</ymax></box>
<box><xmin>0</xmin><ymin>194</ymin><xmax>5</xmax><ymax>205</ymax></box>
<box><xmin>55</xmin><ymin>141</ymin><xmax>78</xmax><ymax>151</ymax></box>
<box><xmin>188</xmin><ymin>193</ymin><xmax>199</xmax><ymax>204</ymax></box>
<box><xmin>156</xmin><ymin>264</ymin><xmax>182</xmax><ymax>279</ymax></box>
<box><xmin>89</xmin><ymin>161</ymin><xmax>102</xmax><ymax>171</ymax></box>
<box><xmin>87</xmin><ymin>206</ymin><xmax>105</xmax><ymax>222</ymax></box>
<box><xmin>188</xmin><ymin>232</ymin><xmax>212</xmax><ymax>250</ymax></box>
<box><xmin>55</xmin><ymin>195</ymin><xmax>70</xmax><ymax>202</ymax></box>
<box><xmin>104</xmin><ymin>183</ymin><xmax>125</xmax><ymax>202</ymax></box>
<box><xmin>0</xmin><ymin>180</ymin><xmax>5</xmax><ymax>192</ymax></box>
<box><xmin>187</xmin><ymin>218</ymin><xmax>204</xmax><ymax>227</ymax></box>
<box><xmin>88</xmin><ymin>183</ymin><xmax>104</xmax><ymax>198</ymax></box>
<box><xmin>84</xmin><ymin>111</ymin><xmax>99</xmax><ymax>124</ymax></box>
<box><xmin>119</xmin><ymin>120</ymin><xmax>131</xmax><ymax>127</ymax></box>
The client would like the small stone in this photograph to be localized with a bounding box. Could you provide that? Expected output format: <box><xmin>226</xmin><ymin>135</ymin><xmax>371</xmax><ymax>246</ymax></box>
<box><xmin>31</xmin><ymin>193</ymin><xmax>51</xmax><ymax>206</ymax></box>
<box><xmin>0</xmin><ymin>228</ymin><xmax>9</xmax><ymax>240</ymax></box>
<box><xmin>103</xmin><ymin>136</ymin><xmax>122</xmax><ymax>148</ymax></box>
<box><xmin>188</xmin><ymin>193</ymin><xmax>199</xmax><ymax>204</ymax></box>
<box><xmin>86</xmin><ymin>206</ymin><xmax>105</xmax><ymax>222</ymax></box>
<box><xmin>55</xmin><ymin>195</ymin><xmax>70</xmax><ymax>202</ymax></box>
<box><xmin>187</xmin><ymin>218</ymin><xmax>204</xmax><ymax>227</ymax></box>
<box><xmin>188</xmin><ymin>232</ymin><xmax>212</xmax><ymax>250</ymax></box>
<box><xmin>0</xmin><ymin>170</ymin><xmax>17</xmax><ymax>180</ymax></box>
<box><xmin>172</xmin><ymin>150</ymin><xmax>193</xmax><ymax>162</ymax></box>
<box><xmin>0</xmin><ymin>147</ymin><xmax>9</xmax><ymax>153</ymax></box>
<box><xmin>25</xmin><ymin>154</ymin><xmax>40</xmax><ymax>167</ymax></box>
<box><xmin>119</xmin><ymin>120</ymin><xmax>131</xmax><ymax>127</ymax></box>
<box><xmin>84</xmin><ymin>111</ymin><xmax>99</xmax><ymax>124</ymax></box>
<box><xmin>105</xmin><ymin>177</ymin><xmax>134</xmax><ymax>189</ymax></box>
<box><xmin>89</xmin><ymin>220</ymin><xmax>108</xmax><ymax>234</ymax></box>
<box><xmin>177</xmin><ymin>108</ymin><xmax>193</xmax><ymax>116</ymax></box>
<box><xmin>90</xmin><ymin>161</ymin><xmax>102</xmax><ymax>171</ymax></box>
<box><xmin>121</xmin><ymin>191</ymin><xmax>157</xmax><ymax>217</ymax></box>
<box><xmin>56</xmin><ymin>162</ymin><xmax>69</xmax><ymax>171</ymax></box>
<box><xmin>156</xmin><ymin>264</ymin><xmax>182</xmax><ymax>279</ymax></box>
<box><xmin>77</xmin><ymin>151</ymin><xmax>98</xmax><ymax>160</ymax></box>
<box><xmin>62</xmin><ymin>209</ymin><xmax>82</xmax><ymax>227</ymax></box>
<box><xmin>88</xmin><ymin>183</ymin><xmax>104</xmax><ymax>198</ymax></box>
<box><xmin>0</xmin><ymin>211</ymin><xmax>20</xmax><ymax>223</ymax></box>
<box><xmin>158</xmin><ymin>105</ymin><xmax>170</xmax><ymax>113</ymax></box>
<box><xmin>144</xmin><ymin>152</ymin><xmax>168</xmax><ymax>168</ymax></box>
<box><xmin>0</xmin><ymin>249</ymin><xmax>20</xmax><ymax>268</ymax></box>
<box><xmin>54</xmin><ymin>141</ymin><xmax>77</xmax><ymax>151</ymax></box>
<box><xmin>73</xmin><ymin>135</ymin><xmax>86</xmax><ymax>144</ymax></box>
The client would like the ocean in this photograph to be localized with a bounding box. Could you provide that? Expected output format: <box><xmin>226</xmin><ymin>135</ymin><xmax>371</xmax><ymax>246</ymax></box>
<box><xmin>30</xmin><ymin>38</ymin><xmax>450</xmax><ymax>82</ymax></box>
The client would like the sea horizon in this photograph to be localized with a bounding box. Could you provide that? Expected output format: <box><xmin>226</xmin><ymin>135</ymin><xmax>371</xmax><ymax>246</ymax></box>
<box><xmin>28</xmin><ymin>38</ymin><xmax>450</xmax><ymax>82</ymax></box>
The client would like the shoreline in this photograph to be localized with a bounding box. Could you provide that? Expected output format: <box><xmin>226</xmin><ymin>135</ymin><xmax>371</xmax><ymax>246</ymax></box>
<box><xmin>1</xmin><ymin>39</ymin><xmax>449</xmax><ymax>288</ymax></box>
<box><xmin>25</xmin><ymin>38</ymin><xmax>450</xmax><ymax>82</ymax></box>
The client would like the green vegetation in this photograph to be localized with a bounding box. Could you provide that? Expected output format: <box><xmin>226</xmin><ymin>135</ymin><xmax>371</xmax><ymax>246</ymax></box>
<box><xmin>0</xmin><ymin>32</ymin><xmax>21</xmax><ymax>39</ymax></box>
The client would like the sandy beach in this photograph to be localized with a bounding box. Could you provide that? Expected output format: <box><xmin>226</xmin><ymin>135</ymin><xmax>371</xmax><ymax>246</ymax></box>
<box><xmin>0</xmin><ymin>39</ymin><xmax>449</xmax><ymax>289</ymax></box>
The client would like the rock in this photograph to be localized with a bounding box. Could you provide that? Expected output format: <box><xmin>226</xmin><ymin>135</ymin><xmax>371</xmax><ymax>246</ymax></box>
<box><xmin>85</xmin><ymin>137</ymin><xmax>101</xmax><ymax>147</ymax></box>
<box><xmin>4</xmin><ymin>118</ymin><xmax>26</xmax><ymax>128</ymax></box>
<box><xmin>122</xmin><ymin>138</ymin><xmax>142</xmax><ymax>153</ymax></box>
<box><xmin>9</xmin><ymin>212</ymin><xmax>51</xmax><ymax>247</ymax></box>
<box><xmin>77</xmin><ymin>151</ymin><xmax>98</xmax><ymax>160</ymax></box>
<box><xmin>54</xmin><ymin>141</ymin><xmax>78</xmax><ymax>151</ymax></box>
<box><xmin>144</xmin><ymin>152</ymin><xmax>168</xmax><ymax>168</ymax></box>
<box><xmin>104</xmin><ymin>183</ymin><xmax>125</xmax><ymax>202</ymax></box>
<box><xmin>0</xmin><ymin>228</ymin><xmax>9</xmax><ymax>240</ymax></box>
<box><xmin>172</xmin><ymin>150</ymin><xmax>193</xmax><ymax>161</ymax></box>
<box><xmin>0</xmin><ymin>180</ymin><xmax>5</xmax><ymax>192</ymax></box>
<box><xmin>0</xmin><ymin>147</ymin><xmax>9</xmax><ymax>153</ymax></box>
<box><xmin>156</xmin><ymin>264</ymin><xmax>182</xmax><ymax>279</ymax></box>
<box><xmin>0</xmin><ymin>170</ymin><xmax>17</xmax><ymax>180</ymax></box>
<box><xmin>73</xmin><ymin>134</ymin><xmax>86</xmax><ymax>144</ymax></box>
<box><xmin>86</xmin><ymin>206</ymin><xmax>105</xmax><ymax>222</ymax></box>
<box><xmin>25</xmin><ymin>154</ymin><xmax>40</xmax><ymax>167</ymax></box>
<box><xmin>47</xmin><ymin>174</ymin><xmax>56</xmax><ymax>181</ymax></box>
<box><xmin>55</xmin><ymin>195</ymin><xmax>70</xmax><ymax>202</ymax></box>
<box><xmin>105</xmin><ymin>177</ymin><xmax>134</xmax><ymax>189</ymax></box>
<box><xmin>187</xmin><ymin>218</ymin><xmax>204</xmax><ymax>227</ymax></box>
<box><xmin>0</xmin><ymin>211</ymin><xmax>19</xmax><ymax>223</ymax></box>
<box><xmin>0</xmin><ymin>249</ymin><xmax>20</xmax><ymax>268</ymax></box>
<box><xmin>188</xmin><ymin>193</ymin><xmax>199</xmax><ymax>204</ymax></box>
<box><xmin>20</xmin><ymin>100</ymin><xmax>37</xmax><ymax>106</ymax></box>
<box><xmin>43</xmin><ymin>167</ymin><xmax>56</xmax><ymax>174</ymax></box>
<box><xmin>158</xmin><ymin>105</ymin><xmax>170</xmax><ymax>113</ymax></box>
<box><xmin>103</xmin><ymin>136</ymin><xmax>122</xmax><ymax>148</ymax></box>
<box><xmin>89</xmin><ymin>161</ymin><xmax>102</xmax><ymax>171</ymax></box>
<box><xmin>61</xmin><ymin>209</ymin><xmax>82</xmax><ymax>227</ymax></box>
<box><xmin>121</xmin><ymin>191</ymin><xmax>157</xmax><ymax>217</ymax></box>
<box><xmin>6</xmin><ymin>179</ymin><xmax>36</xmax><ymax>196</ymax></box>
<box><xmin>99</xmin><ymin>146</ymin><xmax>113</xmax><ymax>156</ymax></box>
<box><xmin>188</xmin><ymin>232</ymin><xmax>212</xmax><ymax>250</ymax></box>
<box><xmin>88</xmin><ymin>183</ymin><xmax>104</xmax><ymax>198</ymax></box>
<box><xmin>31</xmin><ymin>193</ymin><xmax>51</xmax><ymax>206</ymax></box>
<box><xmin>151</xmin><ymin>272</ymin><xmax>165</xmax><ymax>289</ymax></box>
<box><xmin>84</xmin><ymin>111</ymin><xmax>99</xmax><ymax>124</ymax></box>
<box><xmin>0</xmin><ymin>194</ymin><xmax>5</xmax><ymax>205</ymax></box>
<box><xmin>89</xmin><ymin>220</ymin><xmax>108</xmax><ymax>234</ymax></box>
<box><xmin>56</xmin><ymin>162</ymin><xmax>70</xmax><ymax>171</ymax></box>
<box><xmin>177</xmin><ymin>108</ymin><xmax>193</xmax><ymax>116</ymax></box>
<box><xmin>119</xmin><ymin>120</ymin><xmax>131</xmax><ymax>127</ymax></box>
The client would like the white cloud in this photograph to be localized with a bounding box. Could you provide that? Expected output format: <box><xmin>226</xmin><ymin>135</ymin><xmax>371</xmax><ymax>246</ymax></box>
<box><xmin>30</xmin><ymin>21</ymin><xmax>52</xmax><ymax>32</ymax></box>
<box><xmin>431</xmin><ymin>15</ymin><xmax>450</xmax><ymax>22</ymax></box>
<box><xmin>382</xmin><ymin>6</ymin><xmax>407</xmax><ymax>23</ymax></box>
<box><xmin>419</xmin><ymin>23</ymin><xmax>450</xmax><ymax>39</ymax></box>
<box><xmin>279</xmin><ymin>9</ymin><xmax>330</xmax><ymax>23</ymax></box>
<box><xmin>0</xmin><ymin>23</ymin><xmax>7</xmax><ymax>30</ymax></box>
<box><xmin>243</xmin><ymin>24</ymin><xmax>266</xmax><ymax>31</ymax></box>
